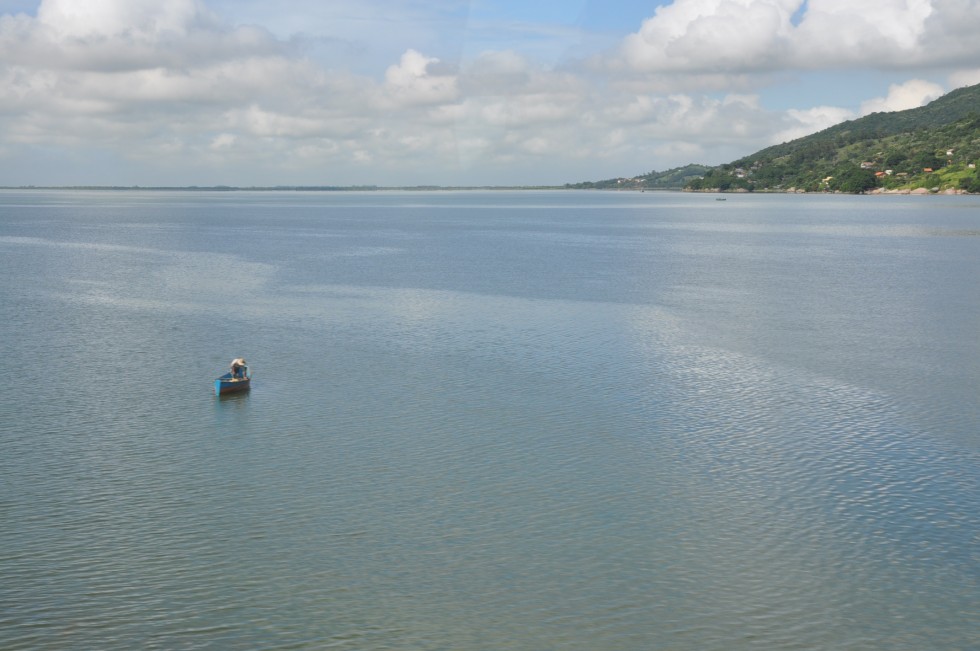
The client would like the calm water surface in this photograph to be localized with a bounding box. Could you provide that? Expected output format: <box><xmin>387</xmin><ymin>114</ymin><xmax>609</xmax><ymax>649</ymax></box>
<box><xmin>1</xmin><ymin>190</ymin><xmax>978</xmax><ymax>650</ymax></box>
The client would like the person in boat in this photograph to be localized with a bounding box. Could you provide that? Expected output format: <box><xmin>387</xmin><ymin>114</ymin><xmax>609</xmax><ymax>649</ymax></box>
<box><xmin>230</xmin><ymin>358</ymin><xmax>247</xmax><ymax>379</ymax></box>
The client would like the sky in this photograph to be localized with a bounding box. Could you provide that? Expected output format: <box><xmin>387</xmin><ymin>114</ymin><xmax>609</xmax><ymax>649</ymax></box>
<box><xmin>1</xmin><ymin>0</ymin><xmax>979</xmax><ymax>187</ymax></box>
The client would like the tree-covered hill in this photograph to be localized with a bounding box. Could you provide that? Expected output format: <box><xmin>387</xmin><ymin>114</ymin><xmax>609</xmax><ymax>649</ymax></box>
<box><xmin>565</xmin><ymin>164</ymin><xmax>710</xmax><ymax>190</ymax></box>
<box><xmin>686</xmin><ymin>83</ymin><xmax>980</xmax><ymax>193</ymax></box>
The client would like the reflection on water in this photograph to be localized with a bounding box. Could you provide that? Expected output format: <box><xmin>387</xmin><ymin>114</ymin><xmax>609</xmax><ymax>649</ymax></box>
<box><xmin>215</xmin><ymin>389</ymin><xmax>252</xmax><ymax>404</ymax></box>
<box><xmin>0</xmin><ymin>190</ymin><xmax>977</xmax><ymax>651</ymax></box>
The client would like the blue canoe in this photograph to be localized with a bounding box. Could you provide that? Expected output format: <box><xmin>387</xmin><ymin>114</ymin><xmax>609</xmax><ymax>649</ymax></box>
<box><xmin>215</xmin><ymin>368</ymin><xmax>250</xmax><ymax>396</ymax></box>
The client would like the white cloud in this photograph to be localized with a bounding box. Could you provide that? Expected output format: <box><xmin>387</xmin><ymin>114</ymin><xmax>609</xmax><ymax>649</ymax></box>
<box><xmin>771</xmin><ymin>105</ymin><xmax>856</xmax><ymax>144</ymax></box>
<box><xmin>1</xmin><ymin>0</ymin><xmax>281</xmax><ymax>72</ymax></box>
<box><xmin>620</xmin><ymin>0</ymin><xmax>798</xmax><ymax>73</ymax></box>
<box><xmin>383</xmin><ymin>49</ymin><xmax>458</xmax><ymax>107</ymax></box>
<box><xmin>209</xmin><ymin>133</ymin><xmax>236</xmax><ymax>150</ymax></box>
<box><xmin>0</xmin><ymin>0</ymin><xmax>977</xmax><ymax>185</ymax></box>
<box><xmin>948</xmin><ymin>68</ymin><xmax>980</xmax><ymax>88</ymax></box>
<box><xmin>614</xmin><ymin>0</ymin><xmax>980</xmax><ymax>74</ymax></box>
<box><xmin>36</xmin><ymin>0</ymin><xmax>210</xmax><ymax>39</ymax></box>
<box><xmin>859</xmin><ymin>79</ymin><xmax>944</xmax><ymax>115</ymax></box>
<box><xmin>792</xmin><ymin>0</ymin><xmax>940</xmax><ymax>67</ymax></box>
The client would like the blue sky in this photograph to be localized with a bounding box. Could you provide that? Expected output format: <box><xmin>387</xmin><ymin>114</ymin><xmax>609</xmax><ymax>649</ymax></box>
<box><xmin>1</xmin><ymin>0</ymin><xmax>979</xmax><ymax>186</ymax></box>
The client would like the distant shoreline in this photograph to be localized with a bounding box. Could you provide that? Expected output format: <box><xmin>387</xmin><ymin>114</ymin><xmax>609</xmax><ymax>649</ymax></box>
<box><xmin>0</xmin><ymin>185</ymin><xmax>566</xmax><ymax>192</ymax></box>
<box><xmin>1</xmin><ymin>185</ymin><xmax>975</xmax><ymax>195</ymax></box>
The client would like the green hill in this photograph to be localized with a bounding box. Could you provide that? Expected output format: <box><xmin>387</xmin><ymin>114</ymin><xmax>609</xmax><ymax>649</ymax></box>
<box><xmin>686</xmin><ymin>83</ymin><xmax>980</xmax><ymax>194</ymax></box>
<box><xmin>565</xmin><ymin>164</ymin><xmax>711</xmax><ymax>190</ymax></box>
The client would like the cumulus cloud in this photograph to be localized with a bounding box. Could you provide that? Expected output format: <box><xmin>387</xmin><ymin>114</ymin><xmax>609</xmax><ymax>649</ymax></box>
<box><xmin>37</xmin><ymin>0</ymin><xmax>210</xmax><ymax>39</ymax></box>
<box><xmin>383</xmin><ymin>49</ymin><xmax>458</xmax><ymax>107</ymax></box>
<box><xmin>859</xmin><ymin>79</ymin><xmax>944</xmax><ymax>115</ymax></box>
<box><xmin>620</xmin><ymin>0</ymin><xmax>798</xmax><ymax>73</ymax></box>
<box><xmin>770</xmin><ymin>105</ymin><xmax>857</xmax><ymax>144</ymax></box>
<box><xmin>948</xmin><ymin>68</ymin><xmax>980</xmax><ymax>88</ymax></box>
<box><xmin>0</xmin><ymin>0</ymin><xmax>280</xmax><ymax>72</ymax></box>
<box><xmin>614</xmin><ymin>0</ymin><xmax>980</xmax><ymax>74</ymax></box>
<box><xmin>0</xmin><ymin>0</ymin><xmax>977</xmax><ymax>185</ymax></box>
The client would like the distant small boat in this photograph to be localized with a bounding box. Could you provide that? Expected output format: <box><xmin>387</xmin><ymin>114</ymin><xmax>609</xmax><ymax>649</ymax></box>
<box><xmin>215</xmin><ymin>358</ymin><xmax>250</xmax><ymax>396</ymax></box>
<box><xmin>715</xmin><ymin>197</ymin><xmax>727</xmax><ymax>201</ymax></box>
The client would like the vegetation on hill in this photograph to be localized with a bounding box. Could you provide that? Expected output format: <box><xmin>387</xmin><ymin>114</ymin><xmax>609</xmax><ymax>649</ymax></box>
<box><xmin>565</xmin><ymin>164</ymin><xmax>710</xmax><ymax>190</ymax></box>
<box><xmin>686</xmin><ymin>83</ymin><xmax>980</xmax><ymax>194</ymax></box>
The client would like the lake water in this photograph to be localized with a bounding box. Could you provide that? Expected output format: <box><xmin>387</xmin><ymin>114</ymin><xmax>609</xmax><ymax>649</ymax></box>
<box><xmin>1</xmin><ymin>190</ymin><xmax>977</xmax><ymax>650</ymax></box>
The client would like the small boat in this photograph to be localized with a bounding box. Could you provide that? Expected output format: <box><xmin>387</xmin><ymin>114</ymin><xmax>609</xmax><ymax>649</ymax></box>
<box><xmin>215</xmin><ymin>358</ymin><xmax>251</xmax><ymax>396</ymax></box>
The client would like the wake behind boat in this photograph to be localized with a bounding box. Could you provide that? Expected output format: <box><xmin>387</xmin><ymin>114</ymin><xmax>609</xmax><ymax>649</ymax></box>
<box><xmin>215</xmin><ymin>358</ymin><xmax>250</xmax><ymax>396</ymax></box>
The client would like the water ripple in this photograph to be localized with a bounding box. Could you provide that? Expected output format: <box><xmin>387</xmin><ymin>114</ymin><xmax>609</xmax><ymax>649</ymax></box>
<box><xmin>2</xmin><ymin>191</ymin><xmax>977</xmax><ymax>650</ymax></box>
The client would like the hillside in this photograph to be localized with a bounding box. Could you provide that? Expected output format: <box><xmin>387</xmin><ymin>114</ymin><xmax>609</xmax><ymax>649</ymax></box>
<box><xmin>686</xmin><ymin>83</ymin><xmax>980</xmax><ymax>193</ymax></box>
<box><xmin>565</xmin><ymin>164</ymin><xmax>711</xmax><ymax>190</ymax></box>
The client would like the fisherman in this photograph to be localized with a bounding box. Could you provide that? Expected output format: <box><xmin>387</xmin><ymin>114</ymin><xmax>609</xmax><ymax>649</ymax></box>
<box><xmin>230</xmin><ymin>358</ymin><xmax>247</xmax><ymax>379</ymax></box>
